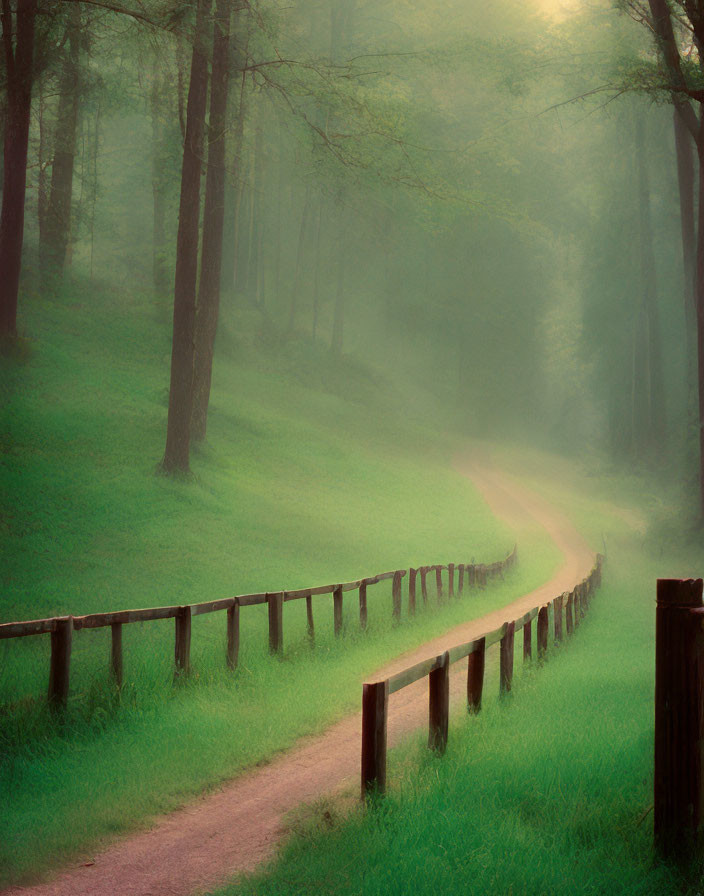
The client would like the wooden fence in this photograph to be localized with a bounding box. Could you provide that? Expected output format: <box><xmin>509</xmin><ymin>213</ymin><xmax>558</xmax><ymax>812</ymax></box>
<box><xmin>361</xmin><ymin>553</ymin><xmax>604</xmax><ymax>797</ymax></box>
<box><xmin>0</xmin><ymin>545</ymin><xmax>517</xmax><ymax>711</ymax></box>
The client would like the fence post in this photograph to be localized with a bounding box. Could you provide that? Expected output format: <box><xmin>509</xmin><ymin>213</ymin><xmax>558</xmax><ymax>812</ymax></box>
<box><xmin>537</xmin><ymin>605</ymin><xmax>549</xmax><ymax>657</ymax></box>
<box><xmin>392</xmin><ymin>571</ymin><xmax>402</xmax><ymax>622</ymax></box>
<box><xmin>523</xmin><ymin>617</ymin><xmax>532</xmax><ymax>662</ymax></box>
<box><xmin>408</xmin><ymin>569</ymin><xmax>416</xmax><ymax>616</ymax></box>
<box><xmin>306</xmin><ymin>594</ymin><xmax>315</xmax><ymax>642</ymax></box>
<box><xmin>654</xmin><ymin>577</ymin><xmax>704</xmax><ymax>860</ymax></box>
<box><xmin>48</xmin><ymin>617</ymin><xmax>73</xmax><ymax>708</ymax></box>
<box><xmin>435</xmin><ymin>567</ymin><xmax>443</xmax><ymax>602</ymax></box>
<box><xmin>554</xmin><ymin>595</ymin><xmax>563</xmax><ymax>642</ymax></box>
<box><xmin>467</xmin><ymin>638</ymin><xmax>485</xmax><ymax>712</ymax></box>
<box><xmin>268</xmin><ymin>592</ymin><xmax>283</xmax><ymax>654</ymax></box>
<box><xmin>421</xmin><ymin>567</ymin><xmax>428</xmax><ymax>605</ymax></box>
<box><xmin>359</xmin><ymin>583</ymin><xmax>367</xmax><ymax>630</ymax></box>
<box><xmin>448</xmin><ymin>563</ymin><xmax>455</xmax><ymax>597</ymax></box>
<box><xmin>566</xmin><ymin>592</ymin><xmax>574</xmax><ymax>635</ymax></box>
<box><xmin>500</xmin><ymin>622</ymin><xmax>515</xmax><ymax>695</ymax></box>
<box><xmin>111</xmin><ymin>621</ymin><xmax>123</xmax><ymax>687</ymax></box>
<box><xmin>361</xmin><ymin>680</ymin><xmax>389</xmax><ymax>797</ymax></box>
<box><xmin>174</xmin><ymin>606</ymin><xmax>192</xmax><ymax>676</ymax></box>
<box><xmin>428</xmin><ymin>651</ymin><xmax>450</xmax><ymax>752</ymax></box>
<box><xmin>227</xmin><ymin>601</ymin><xmax>240</xmax><ymax>669</ymax></box>
<box><xmin>467</xmin><ymin>564</ymin><xmax>475</xmax><ymax>588</ymax></box>
<box><xmin>333</xmin><ymin>585</ymin><xmax>343</xmax><ymax>636</ymax></box>
<box><xmin>458</xmin><ymin>564</ymin><xmax>464</xmax><ymax>594</ymax></box>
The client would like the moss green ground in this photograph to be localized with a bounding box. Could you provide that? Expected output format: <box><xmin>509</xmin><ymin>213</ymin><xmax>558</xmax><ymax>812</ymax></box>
<box><xmin>0</xmin><ymin>285</ymin><xmax>560</xmax><ymax>886</ymax></box>
<box><xmin>210</xmin><ymin>454</ymin><xmax>704</xmax><ymax>896</ymax></box>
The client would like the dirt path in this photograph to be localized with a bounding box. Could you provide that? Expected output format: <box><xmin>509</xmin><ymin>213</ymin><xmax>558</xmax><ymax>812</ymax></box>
<box><xmin>5</xmin><ymin>457</ymin><xmax>594</xmax><ymax>896</ymax></box>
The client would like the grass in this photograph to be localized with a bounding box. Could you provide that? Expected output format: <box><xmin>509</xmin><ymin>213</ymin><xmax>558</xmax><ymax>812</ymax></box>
<box><xmin>0</xmin><ymin>280</ymin><xmax>560</xmax><ymax>886</ymax></box>
<box><xmin>209</xmin><ymin>459</ymin><xmax>704</xmax><ymax>896</ymax></box>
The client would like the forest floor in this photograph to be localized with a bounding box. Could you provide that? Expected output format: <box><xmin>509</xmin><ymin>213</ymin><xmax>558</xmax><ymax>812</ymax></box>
<box><xmin>2</xmin><ymin>454</ymin><xmax>595</xmax><ymax>896</ymax></box>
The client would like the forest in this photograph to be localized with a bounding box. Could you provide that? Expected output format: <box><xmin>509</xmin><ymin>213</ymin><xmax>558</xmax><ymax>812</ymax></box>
<box><xmin>3</xmin><ymin>0</ymin><xmax>704</xmax><ymax>894</ymax></box>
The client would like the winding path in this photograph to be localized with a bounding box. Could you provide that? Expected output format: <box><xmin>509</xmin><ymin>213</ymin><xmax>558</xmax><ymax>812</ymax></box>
<box><xmin>4</xmin><ymin>456</ymin><xmax>594</xmax><ymax>896</ymax></box>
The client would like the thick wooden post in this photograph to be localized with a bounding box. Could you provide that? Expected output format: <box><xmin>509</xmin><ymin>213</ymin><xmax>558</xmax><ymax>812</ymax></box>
<box><xmin>359</xmin><ymin>583</ymin><xmax>367</xmax><ymax>630</ymax></box>
<box><xmin>333</xmin><ymin>585</ymin><xmax>343</xmax><ymax>637</ymax></box>
<box><xmin>448</xmin><ymin>563</ymin><xmax>455</xmax><ymax>597</ymax></box>
<box><xmin>523</xmin><ymin>617</ymin><xmax>532</xmax><ymax>662</ymax></box>
<box><xmin>500</xmin><ymin>622</ymin><xmax>515</xmax><ymax>695</ymax></box>
<box><xmin>408</xmin><ymin>569</ymin><xmax>416</xmax><ymax>616</ymax></box>
<box><xmin>435</xmin><ymin>566</ymin><xmax>443</xmax><ymax>601</ymax></box>
<box><xmin>467</xmin><ymin>638</ymin><xmax>485</xmax><ymax>712</ymax></box>
<box><xmin>554</xmin><ymin>595</ymin><xmax>563</xmax><ymax>642</ymax></box>
<box><xmin>361</xmin><ymin>680</ymin><xmax>389</xmax><ymax>797</ymax></box>
<box><xmin>174</xmin><ymin>606</ymin><xmax>192</xmax><ymax>676</ymax></box>
<box><xmin>306</xmin><ymin>594</ymin><xmax>315</xmax><ymax>642</ymax></box>
<box><xmin>48</xmin><ymin>617</ymin><xmax>73</xmax><ymax>708</ymax></box>
<box><xmin>111</xmin><ymin>622</ymin><xmax>123</xmax><ymax>687</ymax></box>
<box><xmin>392</xmin><ymin>571</ymin><xmax>402</xmax><ymax>622</ymax></box>
<box><xmin>428</xmin><ymin>651</ymin><xmax>450</xmax><ymax>752</ymax></box>
<box><xmin>421</xmin><ymin>567</ymin><xmax>428</xmax><ymax>605</ymax></box>
<box><xmin>566</xmin><ymin>593</ymin><xmax>574</xmax><ymax>635</ymax></box>
<box><xmin>227</xmin><ymin>601</ymin><xmax>240</xmax><ymax>669</ymax></box>
<box><xmin>457</xmin><ymin>564</ymin><xmax>464</xmax><ymax>594</ymax></box>
<box><xmin>467</xmin><ymin>564</ymin><xmax>475</xmax><ymax>588</ymax></box>
<box><xmin>267</xmin><ymin>592</ymin><xmax>283</xmax><ymax>654</ymax></box>
<box><xmin>573</xmin><ymin>587</ymin><xmax>581</xmax><ymax>627</ymax></box>
<box><xmin>537</xmin><ymin>605</ymin><xmax>549</xmax><ymax>657</ymax></box>
<box><xmin>654</xmin><ymin>578</ymin><xmax>704</xmax><ymax>860</ymax></box>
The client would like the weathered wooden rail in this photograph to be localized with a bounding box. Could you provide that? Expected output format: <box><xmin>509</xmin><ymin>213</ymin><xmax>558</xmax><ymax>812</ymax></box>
<box><xmin>361</xmin><ymin>553</ymin><xmax>604</xmax><ymax>797</ymax></box>
<box><xmin>0</xmin><ymin>545</ymin><xmax>517</xmax><ymax>710</ymax></box>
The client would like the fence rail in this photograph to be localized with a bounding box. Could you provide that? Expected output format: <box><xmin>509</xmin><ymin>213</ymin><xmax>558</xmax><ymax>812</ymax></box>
<box><xmin>1</xmin><ymin>545</ymin><xmax>517</xmax><ymax>710</ymax></box>
<box><xmin>361</xmin><ymin>553</ymin><xmax>604</xmax><ymax>797</ymax></box>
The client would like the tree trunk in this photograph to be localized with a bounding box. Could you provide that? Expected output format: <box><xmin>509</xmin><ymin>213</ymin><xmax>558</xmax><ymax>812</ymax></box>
<box><xmin>191</xmin><ymin>0</ymin><xmax>231</xmax><ymax>443</ymax></box>
<box><xmin>287</xmin><ymin>184</ymin><xmax>311</xmax><ymax>332</ymax></box>
<box><xmin>41</xmin><ymin>4</ymin><xmax>81</xmax><ymax>280</ymax></box>
<box><xmin>151</xmin><ymin>63</ymin><xmax>171</xmax><ymax>297</ymax></box>
<box><xmin>0</xmin><ymin>0</ymin><xmax>37</xmax><ymax>339</ymax></box>
<box><xmin>161</xmin><ymin>0</ymin><xmax>211</xmax><ymax>474</ymax></box>
<box><xmin>695</xmin><ymin>141</ymin><xmax>704</xmax><ymax>516</ymax></box>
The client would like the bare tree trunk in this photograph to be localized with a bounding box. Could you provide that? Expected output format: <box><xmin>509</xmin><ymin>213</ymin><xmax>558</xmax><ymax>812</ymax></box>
<box><xmin>0</xmin><ymin>0</ymin><xmax>37</xmax><ymax>339</ymax></box>
<box><xmin>696</xmin><ymin>142</ymin><xmax>704</xmax><ymax>515</ymax></box>
<box><xmin>191</xmin><ymin>0</ymin><xmax>231</xmax><ymax>443</ymax></box>
<box><xmin>42</xmin><ymin>4</ymin><xmax>81</xmax><ymax>280</ymax></box>
<box><xmin>37</xmin><ymin>78</ymin><xmax>49</xmax><ymax>245</ymax></box>
<box><xmin>151</xmin><ymin>63</ymin><xmax>171</xmax><ymax>297</ymax></box>
<box><xmin>161</xmin><ymin>0</ymin><xmax>211</xmax><ymax>474</ymax></box>
<box><xmin>287</xmin><ymin>184</ymin><xmax>311</xmax><ymax>332</ymax></box>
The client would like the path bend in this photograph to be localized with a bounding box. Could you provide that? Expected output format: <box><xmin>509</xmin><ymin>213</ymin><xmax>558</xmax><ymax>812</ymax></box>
<box><xmin>4</xmin><ymin>457</ymin><xmax>594</xmax><ymax>896</ymax></box>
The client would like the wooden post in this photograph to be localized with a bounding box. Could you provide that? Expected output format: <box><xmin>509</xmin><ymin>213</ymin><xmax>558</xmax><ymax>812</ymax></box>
<box><xmin>227</xmin><ymin>601</ymin><xmax>239</xmax><ymax>669</ymax></box>
<box><xmin>566</xmin><ymin>593</ymin><xmax>574</xmax><ymax>636</ymax></box>
<box><xmin>361</xmin><ymin>680</ymin><xmax>389</xmax><ymax>797</ymax></box>
<box><xmin>267</xmin><ymin>592</ymin><xmax>283</xmax><ymax>654</ymax></box>
<box><xmin>500</xmin><ymin>622</ymin><xmax>515</xmax><ymax>695</ymax></box>
<box><xmin>467</xmin><ymin>638</ymin><xmax>485</xmax><ymax>712</ymax></box>
<box><xmin>537</xmin><ymin>605</ymin><xmax>548</xmax><ymax>657</ymax></box>
<box><xmin>654</xmin><ymin>577</ymin><xmax>704</xmax><ymax>860</ymax></box>
<box><xmin>408</xmin><ymin>569</ymin><xmax>416</xmax><ymax>616</ymax></box>
<box><xmin>428</xmin><ymin>651</ymin><xmax>450</xmax><ymax>753</ymax></box>
<box><xmin>421</xmin><ymin>567</ymin><xmax>428</xmax><ymax>605</ymax></box>
<box><xmin>48</xmin><ymin>617</ymin><xmax>73</xmax><ymax>708</ymax></box>
<box><xmin>574</xmin><ymin>587</ymin><xmax>581</xmax><ymax>627</ymax></box>
<box><xmin>467</xmin><ymin>564</ymin><xmax>475</xmax><ymax>588</ymax></box>
<box><xmin>111</xmin><ymin>622</ymin><xmax>123</xmax><ymax>687</ymax></box>
<box><xmin>448</xmin><ymin>563</ymin><xmax>455</xmax><ymax>597</ymax></box>
<box><xmin>435</xmin><ymin>566</ymin><xmax>443</xmax><ymax>601</ymax></box>
<box><xmin>359</xmin><ymin>583</ymin><xmax>367</xmax><ymax>630</ymax></box>
<box><xmin>392</xmin><ymin>571</ymin><xmax>402</xmax><ymax>622</ymax></box>
<box><xmin>554</xmin><ymin>595</ymin><xmax>563</xmax><ymax>642</ymax></box>
<box><xmin>457</xmin><ymin>564</ymin><xmax>464</xmax><ymax>594</ymax></box>
<box><xmin>333</xmin><ymin>585</ymin><xmax>343</xmax><ymax>637</ymax></box>
<box><xmin>523</xmin><ymin>617</ymin><xmax>532</xmax><ymax>662</ymax></box>
<box><xmin>174</xmin><ymin>606</ymin><xmax>192</xmax><ymax>677</ymax></box>
<box><xmin>306</xmin><ymin>594</ymin><xmax>315</xmax><ymax>642</ymax></box>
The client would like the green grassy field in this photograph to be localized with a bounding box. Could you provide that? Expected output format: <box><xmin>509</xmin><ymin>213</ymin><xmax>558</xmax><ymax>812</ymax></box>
<box><xmin>0</xmin><ymin>283</ymin><xmax>561</xmax><ymax>886</ymax></box>
<box><xmin>210</xmin><ymin>461</ymin><xmax>703</xmax><ymax>896</ymax></box>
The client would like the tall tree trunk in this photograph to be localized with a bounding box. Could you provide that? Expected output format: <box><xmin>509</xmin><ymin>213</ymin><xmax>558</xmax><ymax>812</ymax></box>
<box><xmin>161</xmin><ymin>0</ymin><xmax>211</xmax><ymax>474</ymax></box>
<box><xmin>287</xmin><ymin>184</ymin><xmax>311</xmax><ymax>332</ymax></box>
<box><xmin>191</xmin><ymin>0</ymin><xmax>231</xmax><ymax>443</ymax></box>
<box><xmin>636</xmin><ymin>115</ymin><xmax>666</xmax><ymax>449</ymax></box>
<box><xmin>0</xmin><ymin>0</ymin><xmax>37</xmax><ymax>339</ymax></box>
<box><xmin>41</xmin><ymin>4</ymin><xmax>81</xmax><ymax>280</ymax></box>
<box><xmin>695</xmin><ymin>139</ymin><xmax>704</xmax><ymax>515</ymax></box>
<box><xmin>151</xmin><ymin>63</ymin><xmax>171</xmax><ymax>297</ymax></box>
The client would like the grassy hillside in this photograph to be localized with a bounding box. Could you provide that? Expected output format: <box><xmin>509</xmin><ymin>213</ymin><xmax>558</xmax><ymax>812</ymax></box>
<box><xmin>0</xmin><ymin>282</ymin><xmax>560</xmax><ymax>886</ymax></box>
<box><xmin>213</xmin><ymin>456</ymin><xmax>699</xmax><ymax>896</ymax></box>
